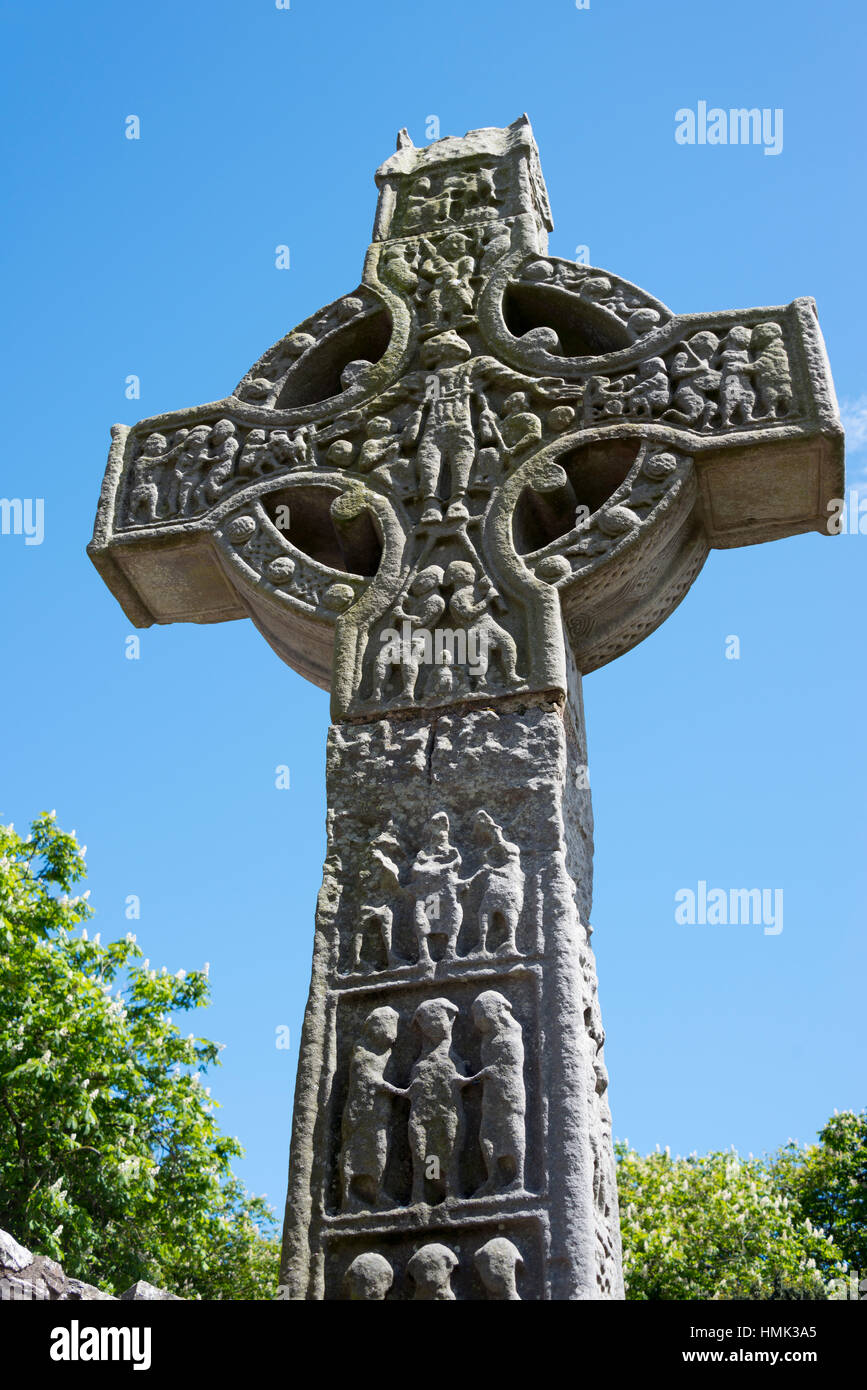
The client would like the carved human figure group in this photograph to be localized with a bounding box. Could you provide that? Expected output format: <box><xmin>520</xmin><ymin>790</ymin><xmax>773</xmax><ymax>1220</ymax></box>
<box><xmin>347</xmin><ymin>809</ymin><xmax>525</xmax><ymax>973</ymax></box>
<box><xmin>343</xmin><ymin>1235</ymin><xmax>524</xmax><ymax>1300</ymax></box>
<box><xmin>339</xmin><ymin>990</ymin><xmax>526</xmax><ymax>1213</ymax></box>
<box><xmin>586</xmin><ymin>320</ymin><xmax>793</xmax><ymax>430</ymax></box>
<box><xmin>371</xmin><ymin>562</ymin><xmax>522</xmax><ymax>705</ymax></box>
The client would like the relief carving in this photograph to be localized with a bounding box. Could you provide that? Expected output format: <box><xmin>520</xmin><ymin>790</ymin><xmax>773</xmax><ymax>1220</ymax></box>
<box><xmin>343</xmin><ymin>1251</ymin><xmax>394</xmax><ymax>1301</ymax></box>
<box><xmin>340</xmin><ymin>810</ymin><xmax>527</xmax><ymax>973</ymax></box>
<box><xmin>465</xmin><ymin>812</ymin><xmax>524</xmax><ymax>957</ymax></box>
<box><xmin>336</xmin><ymin>988</ymin><xmax>528</xmax><ymax>1213</ymax></box>
<box><xmin>340</xmin><ymin>1006</ymin><xmax>402</xmax><ymax>1212</ymax></box>
<box><xmin>407</xmin><ymin>1243</ymin><xmax>458</xmax><ymax>1300</ymax></box>
<box><xmin>338</xmin><ymin>1237</ymin><xmax>527</xmax><ymax>1301</ymax></box>
<box><xmin>470</xmin><ymin>991</ymin><xmax>526</xmax><ymax>1195</ymax></box>
<box><xmin>407</xmin><ymin>998</ymin><xmax>466</xmax><ymax>1205</ymax></box>
<box><xmin>92</xmin><ymin>120</ymin><xmax>843</xmax><ymax>1306</ymax></box>
<box><xmin>410</xmin><ymin>816</ymin><xmax>463</xmax><ymax>967</ymax></box>
<box><xmin>474</xmin><ymin>1236</ymin><xmax>523</xmax><ymax>1300</ymax></box>
<box><xmin>585</xmin><ymin>321</ymin><xmax>795</xmax><ymax>432</ymax></box>
<box><xmin>398</xmin><ymin>160</ymin><xmax>505</xmax><ymax>235</ymax></box>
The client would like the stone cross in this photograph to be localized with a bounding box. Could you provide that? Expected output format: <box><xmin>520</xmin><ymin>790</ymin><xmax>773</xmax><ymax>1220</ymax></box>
<box><xmin>89</xmin><ymin>117</ymin><xmax>844</xmax><ymax>1300</ymax></box>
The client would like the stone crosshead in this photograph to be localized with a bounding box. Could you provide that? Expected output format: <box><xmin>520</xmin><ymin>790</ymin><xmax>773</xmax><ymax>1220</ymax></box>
<box><xmin>89</xmin><ymin>117</ymin><xmax>844</xmax><ymax>1300</ymax></box>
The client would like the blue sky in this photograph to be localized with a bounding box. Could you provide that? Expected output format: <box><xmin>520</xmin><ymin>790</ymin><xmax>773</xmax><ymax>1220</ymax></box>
<box><xmin>1</xmin><ymin>0</ymin><xmax>864</xmax><ymax>1217</ymax></box>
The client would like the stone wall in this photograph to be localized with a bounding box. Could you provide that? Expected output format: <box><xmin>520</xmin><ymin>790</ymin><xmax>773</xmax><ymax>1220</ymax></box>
<box><xmin>0</xmin><ymin>1228</ymin><xmax>179</xmax><ymax>1301</ymax></box>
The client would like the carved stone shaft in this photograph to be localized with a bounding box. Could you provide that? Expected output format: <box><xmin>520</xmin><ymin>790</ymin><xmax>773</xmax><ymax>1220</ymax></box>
<box><xmin>280</xmin><ymin>681</ymin><xmax>622</xmax><ymax>1300</ymax></box>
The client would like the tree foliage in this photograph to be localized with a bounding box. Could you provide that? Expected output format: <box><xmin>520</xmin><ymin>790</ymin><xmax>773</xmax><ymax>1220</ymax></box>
<box><xmin>0</xmin><ymin>813</ymin><xmax>279</xmax><ymax>1298</ymax></box>
<box><xmin>2</xmin><ymin>813</ymin><xmax>861</xmax><ymax>1303</ymax></box>
<box><xmin>772</xmin><ymin>1110</ymin><xmax>867</xmax><ymax>1275</ymax></box>
<box><xmin>616</xmin><ymin>1128</ymin><xmax>860</xmax><ymax>1300</ymax></box>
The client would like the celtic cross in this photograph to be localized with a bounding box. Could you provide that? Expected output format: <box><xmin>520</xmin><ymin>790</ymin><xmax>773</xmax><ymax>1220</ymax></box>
<box><xmin>89</xmin><ymin>117</ymin><xmax>843</xmax><ymax>1300</ymax></box>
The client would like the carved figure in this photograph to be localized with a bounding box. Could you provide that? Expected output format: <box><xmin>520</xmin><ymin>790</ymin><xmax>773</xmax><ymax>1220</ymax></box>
<box><xmin>340</xmin><ymin>1005</ymin><xmax>402</xmax><ymax>1212</ymax></box>
<box><xmin>479</xmin><ymin>222</ymin><xmax>512</xmax><ymax>273</ymax></box>
<box><xmin>371</xmin><ymin>566</ymin><xmax>446</xmax><ymax>704</ymax></box>
<box><xmin>194</xmin><ymin>419</ymin><xmax>239</xmax><ymax>509</ymax></box>
<box><xmin>415</xmin><ymin>332</ymin><xmax>478</xmax><ymax>522</ymax></box>
<box><xmin>470</xmin><ymin>991</ymin><xmax>526</xmax><ymax>1195</ymax></box>
<box><xmin>419</xmin><ymin>232</ymin><xmax>476</xmax><ymax>327</ymax></box>
<box><xmin>500</xmin><ymin>391</ymin><xmax>543</xmax><ymax>460</ymax></box>
<box><xmin>445</xmin><ymin>560</ymin><xmax>521</xmax><ymax>689</ymax></box>
<box><xmin>409</xmin><ymin>812</ymin><xmax>462</xmax><ymax>963</ymax></box>
<box><xmin>407</xmin><ymin>1243</ymin><xmax>458</xmax><ymax>1300</ymax></box>
<box><xmin>404</xmin><ymin>175</ymin><xmax>453</xmax><ymax>231</ymax></box>
<box><xmin>465</xmin><ymin>809</ymin><xmax>524</xmax><ymax>955</ymax></box>
<box><xmin>662</xmin><ymin>331</ymin><xmax>721</xmax><ymax>430</ymax></box>
<box><xmin>350</xmin><ymin>821</ymin><xmax>403</xmax><ymax>971</ymax></box>
<box><xmin>427</xmin><ymin>646</ymin><xmax>456</xmax><ymax>699</ymax></box>
<box><xmin>165</xmin><ymin>424</ymin><xmax>211</xmax><ymax>515</ymax></box>
<box><xmin>407</xmin><ymin>997</ymin><xmax>465</xmax><ymax>1203</ymax></box>
<box><xmin>357</xmin><ymin>415</ymin><xmax>401</xmax><ymax>476</ymax></box>
<box><xmin>625</xmin><ymin>357</ymin><xmax>670</xmax><ymax>417</ymax></box>
<box><xmin>380</xmin><ymin>243</ymin><xmax>420</xmax><ymax>297</ymax></box>
<box><xmin>751</xmin><ymin>322</ymin><xmax>792</xmax><ymax>419</ymax></box>
<box><xmin>344</xmin><ymin>1252</ymin><xmax>394</xmax><ymax>1301</ymax></box>
<box><xmin>128</xmin><ymin>433</ymin><xmax>168</xmax><ymax>523</ymax></box>
<box><xmin>474</xmin><ymin>1237</ymin><xmax>523</xmax><ymax>1300</ymax></box>
<box><xmin>718</xmin><ymin>324</ymin><xmax>756</xmax><ymax>427</ymax></box>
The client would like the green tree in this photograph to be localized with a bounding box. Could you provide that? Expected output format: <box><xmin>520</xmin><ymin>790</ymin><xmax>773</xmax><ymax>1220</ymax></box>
<box><xmin>0</xmin><ymin>812</ymin><xmax>279</xmax><ymax>1298</ymax></box>
<box><xmin>772</xmin><ymin>1110</ymin><xmax>867</xmax><ymax>1277</ymax></box>
<box><xmin>616</xmin><ymin>1142</ymin><xmax>846</xmax><ymax>1300</ymax></box>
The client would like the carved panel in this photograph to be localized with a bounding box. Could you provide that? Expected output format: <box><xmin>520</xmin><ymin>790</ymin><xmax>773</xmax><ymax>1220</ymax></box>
<box><xmin>327</xmin><ymin>973</ymin><xmax>541</xmax><ymax>1216</ymax></box>
<box><xmin>585</xmin><ymin>319</ymin><xmax>797</xmax><ymax>432</ymax></box>
<box><xmin>325</xmin><ymin>1215</ymin><xmax>547</xmax><ymax>1301</ymax></box>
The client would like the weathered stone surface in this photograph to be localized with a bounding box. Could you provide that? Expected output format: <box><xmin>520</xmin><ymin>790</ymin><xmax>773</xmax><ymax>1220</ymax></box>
<box><xmin>280</xmin><ymin>695</ymin><xmax>621</xmax><ymax>1300</ymax></box>
<box><xmin>88</xmin><ymin>117</ymin><xmax>842</xmax><ymax>720</ymax></box>
<box><xmin>86</xmin><ymin>117</ymin><xmax>844</xmax><ymax>1300</ymax></box>
<box><xmin>120</xmin><ymin>1280</ymin><xmax>180</xmax><ymax>1301</ymax></box>
<box><xmin>0</xmin><ymin>1229</ymin><xmax>179</xmax><ymax>1301</ymax></box>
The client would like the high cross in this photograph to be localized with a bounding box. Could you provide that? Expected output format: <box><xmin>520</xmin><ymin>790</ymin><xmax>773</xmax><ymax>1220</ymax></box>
<box><xmin>89</xmin><ymin>117</ymin><xmax>843</xmax><ymax>1300</ymax></box>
